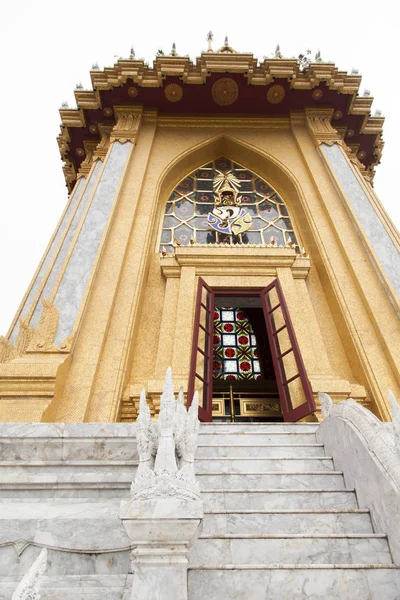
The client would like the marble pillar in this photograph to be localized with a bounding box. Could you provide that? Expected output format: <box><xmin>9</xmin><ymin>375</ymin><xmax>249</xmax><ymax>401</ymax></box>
<box><xmin>120</xmin><ymin>498</ymin><xmax>203</xmax><ymax>600</ymax></box>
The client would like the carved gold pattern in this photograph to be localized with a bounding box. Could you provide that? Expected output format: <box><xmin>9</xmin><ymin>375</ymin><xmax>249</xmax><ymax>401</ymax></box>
<box><xmin>312</xmin><ymin>89</ymin><xmax>323</xmax><ymax>100</ymax></box>
<box><xmin>267</xmin><ymin>84</ymin><xmax>285</xmax><ymax>104</ymax></box>
<box><xmin>305</xmin><ymin>109</ymin><xmax>341</xmax><ymax>145</ymax></box>
<box><xmin>15</xmin><ymin>318</ymin><xmax>33</xmax><ymax>356</ymax></box>
<box><xmin>211</xmin><ymin>399</ymin><xmax>225</xmax><ymax>417</ymax></box>
<box><xmin>212</xmin><ymin>78</ymin><xmax>239</xmax><ymax>106</ymax></box>
<box><xmin>240</xmin><ymin>399</ymin><xmax>281</xmax><ymax>417</ymax></box>
<box><xmin>58</xmin><ymin>53</ymin><xmax>384</xmax><ymax>190</ymax></box>
<box><xmin>333</xmin><ymin>110</ymin><xmax>343</xmax><ymax>120</ymax></box>
<box><xmin>76</xmin><ymin>148</ymin><xmax>85</xmax><ymax>157</ymax></box>
<box><xmin>0</xmin><ymin>336</ymin><xmax>18</xmax><ymax>363</ymax></box>
<box><xmin>28</xmin><ymin>299</ymin><xmax>59</xmax><ymax>352</ymax></box>
<box><xmin>89</xmin><ymin>125</ymin><xmax>98</xmax><ymax>134</ymax></box>
<box><xmin>94</xmin><ymin>124</ymin><xmax>112</xmax><ymax>159</ymax></box>
<box><xmin>164</xmin><ymin>83</ymin><xmax>183</xmax><ymax>102</ymax></box>
<box><xmin>78</xmin><ymin>140</ymin><xmax>97</xmax><ymax>177</ymax></box>
<box><xmin>128</xmin><ymin>86</ymin><xmax>138</xmax><ymax>98</ymax></box>
<box><xmin>111</xmin><ymin>106</ymin><xmax>143</xmax><ymax>143</ymax></box>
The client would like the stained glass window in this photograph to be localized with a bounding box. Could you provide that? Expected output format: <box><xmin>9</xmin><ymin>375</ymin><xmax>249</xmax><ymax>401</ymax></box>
<box><xmin>160</xmin><ymin>156</ymin><xmax>299</xmax><ymax>252</ymax></box>
<box><xmin>213</xmin><ymin>307</ymin><xmax>262</xmax><ymax>381</ymax></box>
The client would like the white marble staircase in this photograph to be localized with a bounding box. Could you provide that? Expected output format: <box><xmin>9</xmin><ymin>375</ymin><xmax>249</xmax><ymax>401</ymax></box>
<box><xmin>0</xmin><ymin>422</ymin><xmax>399</xmax><ymax>599</ymax></box>
<box><xmin>189</xmin><ymin>422</ymin><xmax>400</xmax><ymax>600</ymax></box>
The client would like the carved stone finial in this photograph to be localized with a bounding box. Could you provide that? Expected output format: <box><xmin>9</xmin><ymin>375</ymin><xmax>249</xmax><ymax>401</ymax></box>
<box><xmin>374</xmin><ymin>109</ymin><xmax>383</xmax><ymax>117</ymax></box>
<box><xmin>315</xmin><ymin>49</ymin><xmax>322</xmax><ymax>62</ymax></box>
<box><xmin>318</xmin><ymin>392</ymin><xmax>333</xmax><ymax>419</ymax></box>
<box><xmin>130</xmin><ymin>367</ymin><xmax>200</xmax><ymax>500</ymax></box>
<box><xmin>351</xmin><ymin>67</ymin><xmax>359</xmax><ymax>75</ymax></box>
<box><xmin>75</xmin><ymin>82</ymin><xmax>83</xmax><ymax>90</ymax></box>
<box><xmin>12</xmin><ymin>547</ymin><xmax>47</xmax><ymax>600</ymax></box>
<box><xmin>61</xmin><ymin>101</ymin><xmax>69</xmax><ymax>109</ymax></box>
<box><xmin>170</xmin><ymin>42</ymin><xmax>177</xmax><ymax>56</ymax></box>
<box><xmin>274</xmin><ymin>44</ymin><xmax>282</xmax><ymax>58</ymax></box>
<box><xmin>206</xmin><ymin>30</ymin><xmax>214</xmax><ymax>52</ymax></box>
<box><xmin>91</xmin><ymin>62</ymin><xmax>99</xmax><ymax>70</ymax></box>
<box><xmin>129</xmin><ymin>46</ymin><xmax>135</xmax><ymax>59</ymax></box>
<box><xmin>363</xmin><ymin>88</ymin><xmax>371</xmax><ymax>97</ymax></box>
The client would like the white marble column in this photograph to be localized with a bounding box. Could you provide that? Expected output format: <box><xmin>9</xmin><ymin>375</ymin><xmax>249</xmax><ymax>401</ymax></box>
<box><xmin>120</xmin><ymin>498</ymin><xmax>203</xmax><ymax>600</ymax></box>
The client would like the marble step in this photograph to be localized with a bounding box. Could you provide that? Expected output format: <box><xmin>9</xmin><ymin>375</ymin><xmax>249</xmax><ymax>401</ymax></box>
<box><xmin>0</xmin><ymin>574</ymin><xmax>133</xmax><ymax>600</ymax></box>
<box><xmin>0</xmin><ymin>482</ymin><xmax>131</xmax><ymax>499</ymax></box>
<box><xmin>188</xmin><ymin>566</ymin><xmax>400</xmax><ymax>600</ymax></box>
<box><xmin>189</xmin><ymin>534</ymin><xmax>392</xmax><ymax>566</ymax></box>
<box><xmin>196</xmin><ymin>457</ymin><xmax>334</xmax><ymax>473</ymax></box>
<box><xmin>198</xmin><ymin>472</ymin><xmax>345</xmax><ymax>490</ymax></box>
<box><xmin>198</xmin><ymin>432</ymin><xmax>317</xmax><ymax>445</ymax></box>
<box><xmin>202</xmin><ymin>509</ymin><xmax>374</xmax><ymax>535</ymax></box>
<box><xmin>0</xmin><ymin>463</ymin><xmax>137</xmax><ymax>484</ymax></box>
<box><xmin>0</xmin><ymin>424</ymin><xmax>137</xmax><ymax>463</ymax></box>
<box><xmin>202</xmin><ymin>489</ymin><xmax>358</xmax><ymax>511</ymax></box>
<box><xmin>199</xmin><ymin>423</ymin><xmax>319</xmax><ymax>433</ymax></box>
<box><xmin>197</xmin><ymin>443</ymin><xmax>326</xmax><ymax>458</ymax></box>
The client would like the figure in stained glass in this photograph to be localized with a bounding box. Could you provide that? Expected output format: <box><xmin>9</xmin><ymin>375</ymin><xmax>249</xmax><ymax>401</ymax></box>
<box><xmin>159</xmin><ymin>157</ymin><xmax>299</xmax><ymax>252</ymax></box>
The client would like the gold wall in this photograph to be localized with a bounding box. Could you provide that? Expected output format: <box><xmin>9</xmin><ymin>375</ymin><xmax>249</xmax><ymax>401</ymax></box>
<box><xmin>1</xmin><ymin>110</ymin><xmax>399</xmax><ymax>423</ymax></box>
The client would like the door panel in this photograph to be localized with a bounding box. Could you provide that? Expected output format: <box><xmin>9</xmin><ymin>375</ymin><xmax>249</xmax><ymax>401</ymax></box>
<box><xmin>260</xmin><ymin>279</ymin><xmax>316</xmax><ymax>421</ymax></box>
<box><xmin>187</xmin><ymin>278</ymin><xmax>214</xmax><ymax>421</ymax></box>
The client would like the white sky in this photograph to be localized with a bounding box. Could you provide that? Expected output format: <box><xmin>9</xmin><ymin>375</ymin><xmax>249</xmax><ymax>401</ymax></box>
<box><xmin>0</xmin><ymin>0</ymin><xmax>399</xmax><ymax>336</ymax></box>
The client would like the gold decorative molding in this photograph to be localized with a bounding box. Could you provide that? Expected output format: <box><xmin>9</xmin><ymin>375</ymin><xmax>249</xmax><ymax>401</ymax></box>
<box><xmin>212</xmin><ymin>77</ymin><xmax>239</xmax><ymax>106</ymax></box>
<box><xmin>305</xmin><ymin>109</ymin><xmax>342</xmax><ymax>145</ymax></box>
<box><xmin>15</xmin><ymin>318</ymin><xmax>33</xmax><ymax>356</ymax></box>
<box><xmin>27</xmin><ymin>299</ymin><xmax>59</xmax><ymax>352</ymax></box>
<box><xmin>267</xmin><ymin>84</ymin><xmax>285</xmax><ymax>104</ymax></box>
<box><xmin>0</xmin><ymin>337</ymin><xmax>18</xmax><ymax>363</ymax></box>
<box><xmin>164</xmin><ymin>83</ymin><xmax>183</xmax><ymax>102</ymax></box>
<box><xmin>94</xmin><ymin>124</ymin><xmax>113</xmax><ymax>160</ymax></box>
<box><xmin>157</xmin><ymin>115</ymin><xmax>290</xmax><ymax>129</ymax></box>
<box><xmin>110</xmin><ymin>106</ymin><xmax>143</xmax><ymax>144</ymax></box>
<box><xmin>160</xmin><ymin>246</ymin><xmax>310</xmax><ymax>278</ymax></box>
<box><xmin>77</xmin><ymin>140</ymin><xmax>98</xmax><ymax>177</ymax></box>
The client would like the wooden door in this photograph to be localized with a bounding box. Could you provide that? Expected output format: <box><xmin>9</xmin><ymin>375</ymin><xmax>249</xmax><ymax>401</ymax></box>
<box><xmin>187</xmin><ymin>278</ymin><xmax>215</xmax><ymax>421</ymax></box>
<box><xmin>260</xmin><ymin>279</ymin><xmax>316</xmax><ymax>421</ymax></box>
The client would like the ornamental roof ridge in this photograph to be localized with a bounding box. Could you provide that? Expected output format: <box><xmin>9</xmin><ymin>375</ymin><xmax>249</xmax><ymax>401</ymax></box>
<box><xmin>57</xmin><ymin>51</ymin><xmax>384</xmax><ymax>192</ymax></box>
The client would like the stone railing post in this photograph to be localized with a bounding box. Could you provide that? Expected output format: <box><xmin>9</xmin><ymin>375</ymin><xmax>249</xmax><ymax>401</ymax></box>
<box><xmin>120</xmin><ymin>367</ymin><xmax>203</xmax><ymax>600</ymax></box>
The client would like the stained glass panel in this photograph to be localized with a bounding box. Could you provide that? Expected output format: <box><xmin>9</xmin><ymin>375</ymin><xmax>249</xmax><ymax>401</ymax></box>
<box><xmin>159</xmin><ymin>157</ymin><xmax>299</xmax><ymax>252</ymax></box>
<box><xmin>213</xmin><ymin>307</ymin><xmax>262</xmax><ymax>381</ymax></box>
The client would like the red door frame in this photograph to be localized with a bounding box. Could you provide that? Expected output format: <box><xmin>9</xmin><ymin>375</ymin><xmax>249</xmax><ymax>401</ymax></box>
<box><xmin>188</xmin><ymin>279</ymin><xmax>316</xmax><ymax>422</ymax></box>
<box><xmin>260</xmin><ymin>279</ymin><xmax>316</xmax><ymax>421</ymax></box>
<box><xmin>187</xmin><ymin>278</ymin><xmax>215</xmax><ymax>421</ymax></box>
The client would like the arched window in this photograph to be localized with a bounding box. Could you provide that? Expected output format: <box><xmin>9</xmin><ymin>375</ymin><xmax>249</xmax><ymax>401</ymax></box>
<box><xmin>160</xmin><ymin>156</ymin><xmax>299</xmax><ymax>252</ymax></box>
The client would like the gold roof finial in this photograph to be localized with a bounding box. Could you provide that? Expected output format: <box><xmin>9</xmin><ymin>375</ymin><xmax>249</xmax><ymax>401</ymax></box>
<box><xmin>219</xmin><ymin>35</ymin><xmax>235</xmax><ymax>53</ymax></box>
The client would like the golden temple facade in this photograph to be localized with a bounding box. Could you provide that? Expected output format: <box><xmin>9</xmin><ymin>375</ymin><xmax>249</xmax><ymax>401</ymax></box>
<box><xmin>0</xmin><ymin>43</ymin><xmax>399</xmax><ymax>424</ymax></box>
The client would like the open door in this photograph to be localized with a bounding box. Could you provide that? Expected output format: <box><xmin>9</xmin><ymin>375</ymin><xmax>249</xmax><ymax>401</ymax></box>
<box><xmin>260</xmin><ymin>279</ymin><xmax>316</xmax><ymax>421</ymax></box>
<box><xmin>187</xmin><ymin>278</ymin><xmax>214</xmax><ymax>421</ymax></box>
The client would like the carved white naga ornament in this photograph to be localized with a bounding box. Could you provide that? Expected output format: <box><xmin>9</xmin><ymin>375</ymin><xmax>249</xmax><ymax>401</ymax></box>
<box><xmin>131</xmin><ymin>367</ymin><xmax>200</xmax><ymax>500</ymax></box>
<box><xmin>12</xmin><ymin>548</ymin><xmax>47</xmax><ymax>600</ymax></box>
